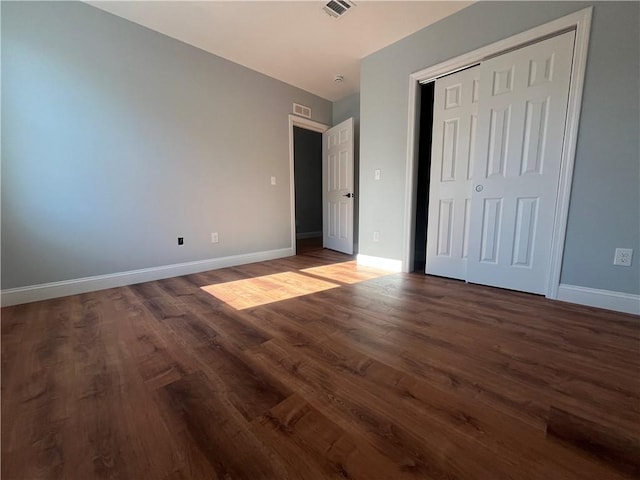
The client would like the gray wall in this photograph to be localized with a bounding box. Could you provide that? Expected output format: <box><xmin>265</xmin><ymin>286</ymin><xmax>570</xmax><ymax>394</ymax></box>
<box><xmin>333</xmin><ymin>92</ymin><xmax>360</xmax><ymax>126</ymax></box>
<box><xmin>293</xmin><ymin>127</ymin><xmax>322</xmax><ymax>236</ymax></box>
<box><xmin>1</xmin><ymin>1</ymin><xmax>331</xmax><ymax>289</ymax></box>
<box><xmin>359</xmin><ymin>1</ymin><xmax>640</xmax><ymax>295</ymax></box>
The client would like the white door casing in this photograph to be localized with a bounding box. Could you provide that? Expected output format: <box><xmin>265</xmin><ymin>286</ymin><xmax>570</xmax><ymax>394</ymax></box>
<box><xmin>426</xmin><ymin>66</ymin><xmax>480</xmax><ymax>279</ymax></box>
<box><xmin>466</xmin><ymin>31</ymin><xmax>575</xmax><ymax>294</ymax></box>
<box><xmin>323</xmin><ymin>117</ymin><xmax>354</xmax><ymax>254</ymax></box>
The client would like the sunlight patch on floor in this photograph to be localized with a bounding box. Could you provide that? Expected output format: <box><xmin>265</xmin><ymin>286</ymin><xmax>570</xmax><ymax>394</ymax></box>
<box><xmin>201</xmin><ymin>261</ymin><xmax>395</xmax><ymax>310</ymax></box>
<box><xmin>301</xmin><ymin>261</ymin><xmax>392</xmax><ymax>285</ymax></box>
<box><xmin>201</xmin><ymin>271</ymin><xmax>340</xmax><ymax>310</ymax></box>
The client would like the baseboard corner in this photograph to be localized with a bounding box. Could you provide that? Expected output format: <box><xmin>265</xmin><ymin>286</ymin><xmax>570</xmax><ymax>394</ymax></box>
<box><xmin>296</xmin><ymin>231</ymin><xmax>322</xmax><ymax>240</ymax></box>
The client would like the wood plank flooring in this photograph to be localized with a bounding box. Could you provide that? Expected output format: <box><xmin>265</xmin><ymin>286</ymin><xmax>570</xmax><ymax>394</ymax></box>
<box><xmin>2</xmin><ymin>249</ymin><xmax>639</xmax><ymax>479</ymax></box>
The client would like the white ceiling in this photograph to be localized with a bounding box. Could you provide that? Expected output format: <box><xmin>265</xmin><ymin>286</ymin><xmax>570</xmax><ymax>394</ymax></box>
<box><xmin>88</xmin><ymin>1</ymin><xmax>472</xmax><ymax>101</ymax></box>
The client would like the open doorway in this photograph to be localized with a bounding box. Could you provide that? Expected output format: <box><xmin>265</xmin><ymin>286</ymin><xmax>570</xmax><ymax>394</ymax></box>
<box><xmin>288</xmin><ymin>115</ymin><xmax>329</xmax><ymax>255</ymax></box>
<box><xmin>412</xmin><ymin>82</ymin><xmax>435</xmax><ymax>272</ymax></box>
<box><xmin>293</xmin><ymin>126</ymin><xmax>323</xmax><ymax>255</ymax></box>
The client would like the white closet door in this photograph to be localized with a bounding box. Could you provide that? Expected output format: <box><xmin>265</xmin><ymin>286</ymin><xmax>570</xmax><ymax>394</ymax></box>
<box><xmin>466</xmin><ymin>31</ymin><xmax>575</xmax><ymax>294</ymax></box>
<box><xmin>426</xmin><ymin>66</ymin><xmax>480</xmax><ymax>279</ymax></box>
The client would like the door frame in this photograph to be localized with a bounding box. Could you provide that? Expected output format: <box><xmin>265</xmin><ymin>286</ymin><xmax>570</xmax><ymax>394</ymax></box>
<box><xmin>402</xmin><ymin>7</ymin><xmax>592</xmax><ymax>299</ymax></box>
<box><xmin>288</xmin><ymin>114</ymin><xmax>329</xmax><ymax>254</ymax></box>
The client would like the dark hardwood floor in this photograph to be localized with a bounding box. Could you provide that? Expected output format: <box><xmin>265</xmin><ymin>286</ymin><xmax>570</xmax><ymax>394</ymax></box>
<box><xmin>2</xmin><ymin>249</ymin><xmax>639</xmax><ymax>479</ymax></box>
<box><xmin>296</xmin><ymin>236</ymin><xmax>324</xmax><ymax>255</ymax></box>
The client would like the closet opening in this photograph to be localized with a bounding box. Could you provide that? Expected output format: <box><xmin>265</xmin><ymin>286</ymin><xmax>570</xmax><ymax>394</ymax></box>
<box><xmin>411</xmin><ymin>82</ymin><xmax>435</xmax><ymax>273</ymax></box>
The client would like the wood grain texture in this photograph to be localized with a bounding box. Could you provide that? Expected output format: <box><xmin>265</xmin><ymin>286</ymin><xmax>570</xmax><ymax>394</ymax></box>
<box><xmin>2</xmin><ymin>249</ymin><xmax>639</xmax><ymax>479</ymax></box>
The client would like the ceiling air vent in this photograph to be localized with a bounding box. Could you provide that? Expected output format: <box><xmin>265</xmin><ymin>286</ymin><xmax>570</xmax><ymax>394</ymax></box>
<box><xmin>323</xmin><ymin>0</ymin><xmax>356</xmax><ymax>18</ymax></box>
<box><xmin>293</xmin><ymin>103</ymin><xmax>312</xmax><ymax>119</ymax></box>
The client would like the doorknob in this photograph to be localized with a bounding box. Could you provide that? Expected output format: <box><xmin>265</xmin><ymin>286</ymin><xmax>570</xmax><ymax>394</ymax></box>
<box><xmin>342</xmin><ymin>193</ymin><xmax>353</xmax><ymax>198</ymax></box>
<box><xmin>475</xmin><ymin>185</ymin><xmax>484</xmax><ymax>192</ymax></box>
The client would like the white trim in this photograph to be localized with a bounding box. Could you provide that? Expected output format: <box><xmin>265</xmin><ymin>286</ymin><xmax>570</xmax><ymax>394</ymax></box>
<box><xmin>1</xmin><ymin>247</ymin><xmax>293</xmax><ymax>307</ymax></box>
<box><xmin>557</xmin><ymin>284</ymin><xmax>640</xmax><ymax>316</ymax></box>
<box><xmin>403</xmin><ymin>7</ymin><xmax>593</xmax><ymax>301</ymax></box>
<box><xmin>402</xmin><ymin>77</ymin><xmax>421</xmax><ymax>273</ymax></box>
<box><xmin>288</xmin><ymin>114</ymin><xmax>329</xmax><ymax>255</ymax></box>
<box><xmin>546</xmin><ymin>10</ymin><xmax>592</xmax><ymax>299</ymax></box>
<box><xmin>296</xmin><ymin>231</ymin><xmax>322</xmax><ymax>240</ymax></box>
<box><xmin>356</xmin><ymin>254</ymin><xmax>403</xmax><ymax>272</ymax></box>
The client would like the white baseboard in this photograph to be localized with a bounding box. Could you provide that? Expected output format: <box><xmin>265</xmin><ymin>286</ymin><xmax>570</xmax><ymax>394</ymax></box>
<box><xmin>1</xmin><ymin>247</ymin><xmax>294</xmax><ymax>307</ymax></box>
<box><xmin>296</xmin><ymin>231</ymin><xmax>322</xmax><ymax>240</ymax></box>
<box><xmin>557</xmin><ymin>284</ymin><xmax>640</xmax><ymax>315</ymax></box>
<box><xmin>356</xmin><ymin>254</ymin><xmax>403</xmax><ymax>272</ymax></box>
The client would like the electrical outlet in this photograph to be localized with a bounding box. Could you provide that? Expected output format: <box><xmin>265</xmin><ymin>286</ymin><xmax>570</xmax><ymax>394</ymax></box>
<box><xmin>373</xmin><ymin>231</ymin><xmax>380</xmax><ymax>242</ymax></box>
<box><xmin>613</xmin><ymin>248</ymin><xmax>633</xmax><ymax>266</ymax></box>
<box><xmin>211</xmin><ymin>232</ymin><xmax>219</xmax><ymax>244</ymax></box>
<box><xmin>374</xmin><ymin>169</ymin><xmax>381</xmax><ymax>181</ymax></box>
<box><xmin>177</xmin><ymin>237</ymin><xmax>184</xmax><ymax>246</ymax></box>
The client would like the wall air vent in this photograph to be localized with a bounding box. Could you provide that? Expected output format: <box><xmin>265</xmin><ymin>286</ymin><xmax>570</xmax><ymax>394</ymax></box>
<box><xmin>323</xmin><ymin>0</ymin><xmax>356</xmax><ymax>18</ymax></box>
<box><xmin>293</xmin><ymin>103</ymin><xmax>312</xmax><ymax>119</ymax></box>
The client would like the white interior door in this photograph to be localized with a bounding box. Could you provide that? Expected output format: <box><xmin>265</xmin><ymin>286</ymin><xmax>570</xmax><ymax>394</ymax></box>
<box><xmin>426</xmin><ymin>66</ymin><xmax>480</xmax><ymax>279</ymax></box>
<box><xmin>323</xmin><ymin>117</ymin><xmax>354</xmax><ymax>254</ymax></box>
<box><xmin>466</xmin><ymin>31</ymin><xmax>575</xmax><ymax>294</ymax></box>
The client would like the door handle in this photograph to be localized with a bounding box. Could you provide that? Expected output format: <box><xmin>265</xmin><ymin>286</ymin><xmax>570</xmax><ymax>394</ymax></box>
<box><xmin>475</xmin><ymin>185</ymin><xmax>484</xmax><ymax>192</ymax></box>
<box><xmin>342</xmin><ymin>193</ymin><xmax>353</xmax><ymax>198</ymax></box>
